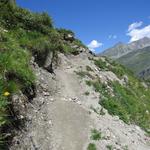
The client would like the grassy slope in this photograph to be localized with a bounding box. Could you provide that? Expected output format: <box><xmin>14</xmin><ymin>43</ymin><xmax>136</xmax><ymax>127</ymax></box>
<box><xmin>87</xmin><ymin>58</ymin><xmax>150</xmax><ymax>134</ymax></box>
<box><xmin>117</xmin><ymin>46</ymin><xmax>150</xmax><ymax>79</ymax></box>
<box><xmin>0</xmin><ymin>2</ymin><xmax>86</xmax><ymax>148</ymax></box>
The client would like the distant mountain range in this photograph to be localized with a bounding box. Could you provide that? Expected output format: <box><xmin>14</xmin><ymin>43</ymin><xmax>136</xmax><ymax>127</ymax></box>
<box><xmin>100</xmin><ymin>37</ymin><xmax>150</xmax><ymax>79</ymax></box>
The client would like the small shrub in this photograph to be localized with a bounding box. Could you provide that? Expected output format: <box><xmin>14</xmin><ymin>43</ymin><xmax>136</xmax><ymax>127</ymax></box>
<box><xmin>106</xmin><ymin>145</ymin><xmax>113</xmax><ymax>150</ymax></box>
<box><xmin>85</xmin><ymin>91</ymin><xmax>90</xmax><ymax>96</ymax></box>
<box><xmin>0</xmin><ymin>3</ymin><xmax>53</xmax><ymax>33</ymax></box>
<box><xmin>87</xmin><ymin>143</ymin><xmax>97</xmax><ymax>150</ymax></box>
<box><xmin>86</xmin><ymin>66</ymin><xmax>93</xmax><ymax>72</ymax></box>
<box><xmin>76</xmin><ymin>71</ymin><xmax>93</xmax><ymax>79</ymax></box>
<box><xmin>61</xmin><ymin>44</ymin><xmax>75</xmax><ymax>54</ymax></box>
<box><xmin>122</xmin><ymin>145</ymin><xmax>129</xmax><ymax>150</ymax></box>
<box><xmin>73</xmin><ymin>39</ymin><xmax>87</xmax><ymax>49</ymax></box>
<box><xmin>57</xmin><ymin>28</ymin><xmax>75</xmax><ymax>38</ymax></box>
<box><xmin>91</xmin><ymin>129</ymin><xmax>102</xmax><ymax>140</ymax></box>
<box><xmin>94</xmin><ymin>59</ymin><xmax>108</xmax><ymax>70</ymax></box>
<box><xmin>86</xmin><ymin>80</ymin><xmax>93</xmax><ymax>86</ymax></box>
<box><xmin>76</xmin><ymin>71</ymin><xmax>87</xmax><ymax>78</ymax></box>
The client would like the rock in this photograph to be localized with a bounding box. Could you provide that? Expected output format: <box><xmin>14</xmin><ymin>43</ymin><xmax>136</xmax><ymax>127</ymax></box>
<box><xmin>146</xmin><ymin>110</ymin><xmax>149</xmax><ymax>114</ymax></box>
<box><xmin>141</xmin><ymin>82</ymin><xmax>148</xmax><ymax>88</ymax></box>
<box><xmin>48</xmin><ymin>120</ymin><xmax>53</xmax><ymax>126</ymax></box>
<box><xmin>20</xmin><ymin>115</ymin><xmax>24</xmax><ymax>119</ymax></box>
<box><xmin>66</xmin><ymin>66</ymin><xmax>72</xmax><ymax>69</ymax></box>
<box><xmin>113</xmin><ymin>116</ymin><xmax>120</xmax><ymax>121</ymax></box>
<box><xmin>64</xmin><ymin>33</ymin><xmax>74</xmax><ymax>42</ymax></box>
<box><xmin>43</xmin><ymin>91</ymin><xmax>50</xmax><ymax>96</ymax></box>
<box><xmin>135</xmin><ymin>126</ymin><xmax>141</xmax><ymax>132</ymax></box>
<box><xmin>23</xmin><ymin>84</ymin><xmax>36</xmax><ymax>101</ymax></box>
<box><xmin>121</xmin><ymin>75</ymin><xmax>129</xmax><ymax>84</ymax></box>
<box><xmin>50</xmin><ymin>98</ymin><xmax>54</xmax><ymax>102</ymax></box>
<box><xmin>77</xmin><ymin>101</ymin><xmax>82</xmax><ymax>105</ymax></box>
<box><xmin>40</xmin><ymin>83</ymin><xmax>48</xmax><ymax>91</ymax></box>
<box><xmin>71</xmin><ymin>97</ymin><xmax>78</xmax><ymax>102</ymax></box>
<box><xmin>38</xmin><ymin>97</ymin><xmax>45</xmax><ymax>105</ymax></box>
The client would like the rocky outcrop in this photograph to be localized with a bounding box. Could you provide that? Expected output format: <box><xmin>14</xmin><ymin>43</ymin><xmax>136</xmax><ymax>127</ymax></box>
<box><xmin>139</xmin><ymin>67</ymin><xmax>150</xmax><ymax>80</ymax></box>
<box><xmin>64</xmin><ymin>33</ymin><xmax>75</xmax><ymax>42</ymax></box>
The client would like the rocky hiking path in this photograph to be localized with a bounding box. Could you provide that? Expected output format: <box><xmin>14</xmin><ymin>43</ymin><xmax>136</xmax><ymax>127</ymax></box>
<box><xmin>10</xmin><ymin>53</ymin><xmax>150</xmax><ymax>150</ymax></box>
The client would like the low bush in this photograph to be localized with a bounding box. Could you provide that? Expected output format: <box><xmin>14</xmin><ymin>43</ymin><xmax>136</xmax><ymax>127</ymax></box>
<box><xmin>90</xmin><ymin>129</ymin><xmax>102</xmax><ymax>140</ymax></box>
<box><xmin>87</xmin><ymin>143</ymin><xmax>97</xmax><ymax>150</ymax></box>
<box><xmin>0</xmin><ymin>2</ymin><xmax>53</xmax><ymax>33</ymax></box>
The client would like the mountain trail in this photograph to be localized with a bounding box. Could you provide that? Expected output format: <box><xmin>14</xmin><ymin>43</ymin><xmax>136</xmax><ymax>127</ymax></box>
<box><xmin>10</xmin><ymin>53</ymin><xmax>150</xmax><ymax>150</ymax></box>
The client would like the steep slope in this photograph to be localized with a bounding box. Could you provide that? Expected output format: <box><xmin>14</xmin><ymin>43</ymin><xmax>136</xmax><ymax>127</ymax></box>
<box><xmin>0</xmin><ymin>1</ymin><xmax>86</xmax><ymax>148</ymax></box>
<box><xmin>101</xmin><ymin>37</ymin><xmax>150</xmax><ymax>59</ymax></box>
<box><xmin>10</xmin><ymin>52</ymin><xmax>150</xmax><ymax>150</ymax></box>
<box><xmin>117</xmin><ymin>46</ymin><xmax>150</xmax><ymax>79</ymax></box>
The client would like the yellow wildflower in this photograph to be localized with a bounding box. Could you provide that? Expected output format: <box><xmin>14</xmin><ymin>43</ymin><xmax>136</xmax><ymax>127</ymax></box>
<box><xmin>4</xmin><ymin>91</ymin><xmax>10</xmax><ymax>96</ymax></box>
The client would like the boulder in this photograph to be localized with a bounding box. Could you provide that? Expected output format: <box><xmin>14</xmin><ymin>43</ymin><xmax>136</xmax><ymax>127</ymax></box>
<box><xmin>64</xmin><ymin>33</ymin><xmax>75</xmax><ymax>42</ymax></box>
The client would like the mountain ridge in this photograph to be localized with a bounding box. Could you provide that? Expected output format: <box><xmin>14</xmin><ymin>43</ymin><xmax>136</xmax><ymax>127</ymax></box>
<box><xmin>117</xmin><ymin>45</ymin><xmax>150</xmax><ymax>79</ymax></box>
<box><xmin>100</xmin><ymin>37</ymin><xmax>150</xmax><ymax>59</ymax></box>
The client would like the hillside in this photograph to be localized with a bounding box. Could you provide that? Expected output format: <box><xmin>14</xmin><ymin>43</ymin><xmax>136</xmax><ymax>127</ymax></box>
<box><xmin>100</xmin><ymin>37</ymin><xmax>150</xmax><ymax>59</ymax></box>
<box><xmin>0</xmin><ymin>1</ymin><xmax>86</xmax><ymax>149</ymax></box>
<box><xmin>11</xmin><ymin>53</ymin><xmax>150</xmax><ymax>150</ymax></box>
<box><xmin>117</xmin><ymin>46</ymin><xmax>150</xmax><ymax>79</ymax></box>
<box><xmin>0</xmin><ymin>1</ymin><xmax>150</xmax><ymax>150</ymax></box>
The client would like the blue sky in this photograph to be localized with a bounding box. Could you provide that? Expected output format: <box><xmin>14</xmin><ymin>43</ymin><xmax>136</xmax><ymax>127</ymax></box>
<box><xmin>16</xmin><ymin>0</ymin><xmax>150</xmax><ymax>53</ymax></box>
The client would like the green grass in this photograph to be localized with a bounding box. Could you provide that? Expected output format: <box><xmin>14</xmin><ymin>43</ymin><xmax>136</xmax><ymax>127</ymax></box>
<box><xmin>122</xmin><ymin>145</ymin><xmax>129</xmax><ymax>150</ymax></box>
<box><xmin>91</xmin><ymin>57</ymin><xmax>150</xmax><ymax>133</ymax></box>
<box><xmin>117</xmin><ymin>46</ymin><xmax>150</xmax><ymax>80</ymax></box>
<box><xmin>87</xmin><ymin>143</ymin><xmax>97</xmax><ymax>150</ymax></box>
<box><xmin>0</xmin><ymin>1</ymin><xmax>88</xmax><ymax>148</ymax></box>
<box><xmin>94</xmin><ymin>58</ymin><xmax>133</xmax><ymax>78</ymax></box>
<box><xmin>76</xmin><ymin>71</ymin><xmax>88</xmax><ymax>78</ymax></box>
<box><xmin>61</xmin><ymin>44</ymin><xmax>75</xmax><ymax>54</ymax></box>
<box><xmin>85</xmin><ymin>91</ymin><xmax>90</xmax><ymax>96</ymax></box>
<box><xmin>106</xmin><ymin>145</ymin><xmax>113</xmax><ymax>150</ymax></box>
<box><xmin>86</xmin><ymin>66</ymin><xmax>93</xmax><ymax>72</ymax></box>
<box><xmin>86</xmin><ymin>61</ymin><xmax>150</xmax><ymax>133</ymax></box>
<box><xmin>94</xmin><ymin>59</ymin><xmax>108</xmax><ymax>70</ymax></box>
<box><xmin>0</xmin><ymin>29</ymin><xmax>36</xmax><ymax>148</ymax></box>
<box><xmin>90</xmin><ymin>129</ymin><xmax>102</xmax><ymax>140</ymax></box>
<box><xmin>76</xmin><ymin>71</ymin><xmax>93</xmax><ymax>79</ymax></box>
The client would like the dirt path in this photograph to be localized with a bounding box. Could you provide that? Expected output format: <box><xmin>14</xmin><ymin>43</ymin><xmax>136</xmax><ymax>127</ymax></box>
<box><xmin>48</xmin><ymin>68</ymin><xmax>92</xmax><ymax>150</ymax></box>
<box><xmin>10</xmin><ymin>55</ymin><xmax>92</xmax><ymax>150</ymax></box>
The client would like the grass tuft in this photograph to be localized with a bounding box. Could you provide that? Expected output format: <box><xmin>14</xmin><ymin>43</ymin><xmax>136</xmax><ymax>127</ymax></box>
<box><xmin>87</xmin><ymin>143</ymin><xmax>97</xmax><ymax>150</ymax></box>
<box><xmin>90</xmin><ymin>129</ymin><xmax>102</xmax><ymax>140</ymax></box>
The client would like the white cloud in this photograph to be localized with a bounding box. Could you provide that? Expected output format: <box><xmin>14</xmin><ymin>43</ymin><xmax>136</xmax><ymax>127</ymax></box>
<box><xmin>127</xmin><ymin>25</ymin><xmax>150</xmax><ymax>42</ymax></box>
<box><xmin>108</xmin><ymin>35</ymin><xmax>117</xmax><ymax>39</ymax></box>
<box><xmin>128</xmin><ymin>21</ymin><xmax>143</xmax><ymax>32</ymax></box>
<box><xmin>87</xmin><ymin>40</ymin><xmax>103</xmax><ymax>51</ymax></box>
